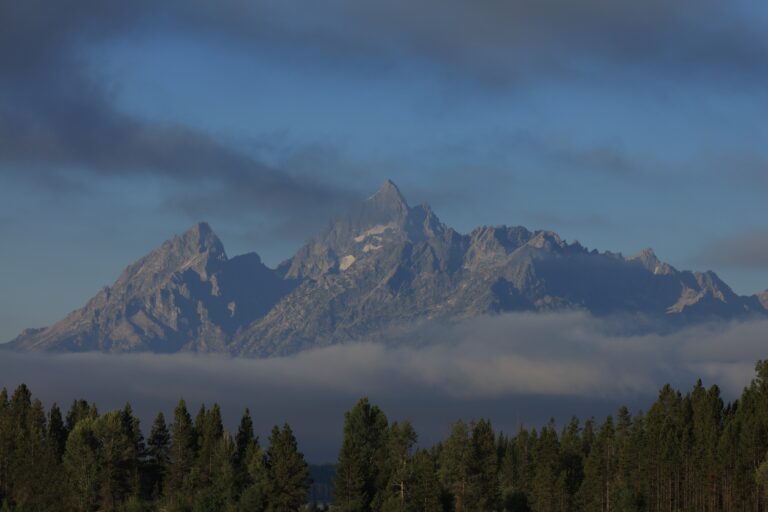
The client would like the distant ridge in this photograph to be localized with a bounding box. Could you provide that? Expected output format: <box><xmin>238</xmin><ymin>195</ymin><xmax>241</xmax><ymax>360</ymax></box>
<box><xmin>9</xmin><ymin>181</ymin><xmax>767</xmax><ymax>356</ymax></box>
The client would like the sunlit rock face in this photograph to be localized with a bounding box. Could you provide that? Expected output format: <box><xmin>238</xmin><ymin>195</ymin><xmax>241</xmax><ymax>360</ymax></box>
<box><xmin>9</xmin><ymin>222</ymin><xmax>290</xmax><ymax>353</ymax></box>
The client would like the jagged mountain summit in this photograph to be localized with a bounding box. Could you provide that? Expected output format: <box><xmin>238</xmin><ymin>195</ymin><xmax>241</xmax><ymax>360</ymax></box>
<box><xmin>8</xmin><ymin>181</ymin><xmax>767</xmax><ymax>356</ymax></box>
<box><xmin>760</xmin><ymin>290</ymin><xmax>768</xmax><ymax>310</ymax></box>
<box><xmin>11</xmin><ymin>222</ymin><xmax>291</xmax><ymax>353</ymax></box>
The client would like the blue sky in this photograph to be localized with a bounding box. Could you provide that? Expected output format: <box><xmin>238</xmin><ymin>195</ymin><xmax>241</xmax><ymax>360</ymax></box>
<box><xmin>1</xmin><ymin>0</ymin><xmax>767</xmax><ymax>342</ymax></box>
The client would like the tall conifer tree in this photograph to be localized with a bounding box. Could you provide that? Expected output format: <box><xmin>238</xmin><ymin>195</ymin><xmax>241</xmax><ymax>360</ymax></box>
<box><xmin>440</xmin><ymin>420</ymin><xmax>471</xmax><ymax>512</ymax></box>
<box><xmin>167</xmin><ymin>399</ymin><xmax>197</xmax><ymax>508</ymax></box>
<box><xmin>147</xmin><ymin>412</ymin><xmax>171</xmax><ymax>497</ymax></box>
<box><xmin>266</xmin><ymin>424</ymin><xmax>310</xmax><ymax>511</ymax></box>
<box><xmin>47</xmin><ymin>403</ymin><xmax>67</xmax><ymax>460</ymax></box>
<box><xmin>333</xmin><ymin>398</ymin><xmax>389</xmax><ymax>511</ymax></box>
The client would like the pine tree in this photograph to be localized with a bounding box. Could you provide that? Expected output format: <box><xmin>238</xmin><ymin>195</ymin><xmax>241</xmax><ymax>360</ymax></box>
<box><xmin>265</xmin><ymin>424</ymin><xmax>310</xmax><ymax>511</ymax></box>
<box><xmin>235</xmin><ymin>408</ymin><xmax>256</xmax><ymax>494</ymax></box>
<box><xmin>410</xmin><ymin>449</ymin><xmax>441</xmax><ymax>512</ymax></box>
<box><xmin>644</xmin><ymin>384</ymin><xmax>686</xmax><ymax>511</ymax></box>
<box><xmin>727</xmin><ymin>360</ymin><xmax>768</xmax><ymax>511</ymax></box>
<box><xmin>211</xmin><ymin>434</ymin><xmax>237</xmax><ymax>510</ymax></box>
<box><xmin>380</xmin><ymin>421</ymin><xmax>417</xmax><ymax>511</ymax></box>
<box><xmin>236</xmin><ymin>409</ymin><xmax>255</xmax><ymax>464</ymax></box>
<box><xmin>194</xmin><ymin>404</ymin><xmax>207</xmax><ymax>446</ymax></box>
<box><xmin>689</xmin><ymin>383</ymin><xmax>722</xmax><ymax>512</ymax></box>
<box><xmin>13</xmin><ymin>398</ymin><xmax>62</xmax><ymax>510</ymax></box>
<box><xmin>9</xmin><ymin>384</ymin><xmax>31</xmax><ymax>422</ymax></box>
<box><xmin>579</xmin><ymin>415</ymin><xmax>616</xmax><ymax>512</ymax></box>
<box><xmin>614</xmin><ymin>406</ymin><xmax>633</xmax><ymax>488</ymax></box>
<box><xmin>197</xmin><ymin>403</ymin><xmax>225</xmax><ymax>488</ymax></box>
<box><xmin>47</xmin><ymin>403</ymin><xmax>67</xmax><ymax>460</ymax></box>
<box><xmin>193</xmin><ymin>434</ymin><xmax>237</xmax><ymax>512</ymax></box>
<box><xmin>757</xmin><ymin>453</ymin><xmax>768</xmax><ymax>501</ymax></box>
<box><xmin>582</xmin><ymin>418</ymin><xmax>596</xmax><ymax>457</ymax></box>
<box><xmin>333</xmin><ymin>398</ymin><xmax>389</xmax><ymax>511</ymax></box>
<box><xmin>66</xmin><ymin>398</ymin><xmax>97</xmax><ymax>432</ymax></box>
<box><xmin>439</xmin><ymin>420</ymin><xmax>471</xmax><ymax>512</ymax></box>
<box><xmin>239</xmin><ymin>440</ymin><xmax>269</xmax><ymax>512</ymax></box>
<box><xmin>530</xmin><ymin>420</ymin><xmax>563</xmax><ymax>512</ymax></box>
<box><xmin>606</xmin><ymin>406</ymin><xmax>646</xmax><ymax>512</ymax></box>
<box><xmin>64</xmin><ymin>418</ymin><xmax>101</xmax><ymax>511</ymax></box>
<box><xmin>0</xmin><ymin>388</ymin><xmax>8</xmax><ymax>505</ymax></box>
<box><xmin>718</xmin><ymin>403</ymin><xmax>741</xmax><ymax>512</ymax></box>
<box><xmin>166</xmin><ymin>399</ymin><xmax>197</xmax><ymax>508</ymax></box>
<box><xmin>5</xmin><ymin>390</ymin><xmax>54</xmax><ymax>509</ymax></box>
<box><xmin>560</xmin><ymin>416</ymin><xmax>585</xmax><ymax>509</ymax></box>
<box><xmin>498</xmin><ymin>432</ymin><xmax>515</xmax><ymax>502</ymax></box>
<box><xmin>466</xmin><ymin>419</ymin><xmax>499</xmax><ymax>511</ymax></box>
<box><xmin>511</xmin><ymin>426</ymin><xmax>536</xmax><ymax>504</ymax></box>
<box><xmin>121</xmin><ymin>403</ymin><xmax>144</xmax><ymax>499</ymax></box>
<box><xmin>93</xmin><ymin>410</ymin><xmax>141</xmax><ymax>509</ymax></box>
<box><xmin>146</xmin><ymin>412</ymin><xmax>171</xmax><ymax>498</ymax></box>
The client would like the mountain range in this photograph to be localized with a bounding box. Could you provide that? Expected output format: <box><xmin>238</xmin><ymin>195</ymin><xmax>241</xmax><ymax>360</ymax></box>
<box><xmin>8</xmin><ymin>181</ymin><xmax>767</xmax><ymax>356</ymax></box>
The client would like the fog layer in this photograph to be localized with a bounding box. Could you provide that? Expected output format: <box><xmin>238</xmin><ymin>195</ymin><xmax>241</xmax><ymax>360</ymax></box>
<box><xmin>1</xmin><ymin>312</ymin><xmax>765</xmax><ymax>461</ymax></box>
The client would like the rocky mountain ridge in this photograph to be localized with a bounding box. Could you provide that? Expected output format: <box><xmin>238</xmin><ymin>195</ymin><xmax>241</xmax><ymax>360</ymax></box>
<box><xmin>8</xmin><ymin>181</ymin><xmax>767</xmax><ymax>356</ymax></box>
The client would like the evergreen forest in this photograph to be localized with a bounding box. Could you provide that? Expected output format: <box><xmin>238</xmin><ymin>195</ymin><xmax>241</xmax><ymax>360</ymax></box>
<box><xmin>3</xmin><ymin>360</ymin><xmax>768</xmax><ymax>511</ymax></box>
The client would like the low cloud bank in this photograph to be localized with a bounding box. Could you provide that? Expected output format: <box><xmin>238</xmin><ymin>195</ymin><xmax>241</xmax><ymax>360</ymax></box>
<box><xmin>1</xmin><ymin>312</ymin><xmax>766</xmax><ymax>461</ymax></box>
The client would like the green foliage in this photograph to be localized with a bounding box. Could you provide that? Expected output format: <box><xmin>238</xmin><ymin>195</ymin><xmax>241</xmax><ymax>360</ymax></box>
<box><xmin>239</xmin><ymin>440</ymin><xmax>269</xmax><ymax>512</ymax></box>
<box><xmin>66</xmin><ymin>398</ymin><xmax>97</xmax><ymax>432</ymax></box>
<box><xmin>234</xmin><ymin>408</ymin><xmax>256</xmax><ymax>495</ymax></box>
<box><xmin>47</xmin><ymin>403</ymin><xmax>67</xmax><ymax>459</ymax></box>
<box><xmin>439</xmin><ymin>420</ymin><xmax>470</xmax><ymax>512</ymax></box>
<box><xmin>333</xmin><ymin>397</ymin><xmax>389</xmax><ymax>511</ymax></box>
<box><xmin>380</xmin><ymin>421</ymin><xmax>417</xmax><ymax>511</ymax></box>
<box><xmin>146</xmin><ymin>412</ymin><xmax>170</xmax><ymax>497</ymax></box>
<box><xmin>265</xmin><ymin>423</ymin><xmax>310</xmax><ymax>511</ymax></box>
<box><xmin>63</xmin><ymin>418</ymin><xmax>100</xmax><ymax>511</ymax></box>
<box><xmin>94</xmin><ymin>409</ymin><xmax>142</xmax><ymax>508</ymax></box>
<box><xmin>196</xmin><ymin>403</ymin><xmax>224</xmax><ymax>489</ymax></box>
<box><xmin>410</xmin><ymin>449</ymin><xmax>441</xmax><ymax>512</ymax></box>
<box><xmin>530</xmin><ymin>420</ymin><xmax>567</xmax><ymax>512</ymax></box>
<box><xmin>192</xmin><ymin>434</ymin><xmax>236</xmax><ymax>512</ymax></box>
<box><xmin>5</xmin><ymin>359</ymin><xmax>768</xmax><ymax>511</ymax></box>
<box><xmin>166</xmin><ymin>399</ymin><xmax>197</xmax><ymax>509</ymax></box>
<box><xmin>610</xmin><ymin>486</ymin><xmax>644</xmax><ymax>512</ymax></box>
<box><xmin>235</xmin><ymin>408</ymin><xmax>255</xmax><ymax>463</ymax></box>
<box><xmin>466</xmin><ymin>419</ymin><xmax>499</xmax><ymax>511</ymax></box>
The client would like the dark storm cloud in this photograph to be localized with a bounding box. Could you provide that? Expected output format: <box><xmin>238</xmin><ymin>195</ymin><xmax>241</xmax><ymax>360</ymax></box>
<box><xmin>181</xmin><ymin>0</ymin><xmax>768</xmax><ymax>87</ymax></box>
<box><xmin>0</xmin><ymin>1</ymin><xmax>356</xmax><ymax>221</ymax></box>
<box><xmin>1</xmin><ymin>0</ymin><xmax>765</xmax><ymax>218</ymax></box>
<box><xmin>2</xmin><ymin>312</ymin><xmax>767</xmax><ymax>460</ymax></box>
<box><xmin>500</xmin><ymin>132</ymin><xmax>643</xmax><ymax>176</ymax></box>
<box><xmin>698</xmin><ymin>231</ymin><xmax>768</xmax><ymax>270</ymax></box>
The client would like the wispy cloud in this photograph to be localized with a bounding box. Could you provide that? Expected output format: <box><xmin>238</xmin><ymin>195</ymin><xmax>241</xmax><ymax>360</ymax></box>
<box><xmin>696</xmin><ymin>231</ymin><xmax>768</xmax><ymax>271</ymax></box>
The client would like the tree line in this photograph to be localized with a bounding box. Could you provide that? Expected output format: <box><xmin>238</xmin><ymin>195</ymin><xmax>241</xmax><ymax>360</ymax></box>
<box><xmin>0</xmin><ymin>393</ymin><xmax>308</xmax><ymax>511</ymax></box>
<box><xmin>3</xmin><ymin>360</ymin><xmax>768</xmax><ymax>511</ymax></box>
